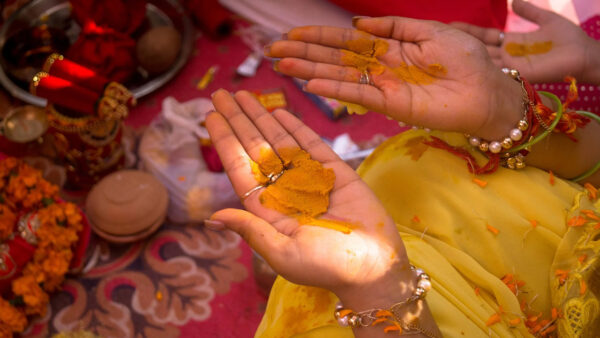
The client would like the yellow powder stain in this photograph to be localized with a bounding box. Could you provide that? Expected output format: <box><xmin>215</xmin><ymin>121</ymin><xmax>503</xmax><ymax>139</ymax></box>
<box><xmin>505</xmin><ymin>41</ymin><xmax>553</xmax><ymax>57</ymax></box>
<box><xmin>391</xmin><ymin>63</ymin><xmax>447</xmax><ymax>85</ymax></box>
<box><xmin>280</xmin><ymin>286</ymin><xmax>337</xmax><ymax>333</ymax></box>
<box><xmin>341</xmin><ymin>37</ymin><xmax>446</xmax><ymax>85</ymax></box>
<box><xmin>341</xmin><ymin>37</ymin><xmax>388</xmax><ymax>76</ymax></box>
<box><xmin>252</xmin><ymin>147</ymin><xmax>356</xmax><ymax>233</ymax></box>
<box><xmin>337</xmin><ymin>100</ymin><xmax>368</xmax><ymax>115</ymax></box>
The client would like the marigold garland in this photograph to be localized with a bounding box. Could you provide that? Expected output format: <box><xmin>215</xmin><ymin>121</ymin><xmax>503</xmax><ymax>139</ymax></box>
<box><xmin>0</xmin><ymin>158</ymin><xmax>83</xmax><ymax>335</ymax></box>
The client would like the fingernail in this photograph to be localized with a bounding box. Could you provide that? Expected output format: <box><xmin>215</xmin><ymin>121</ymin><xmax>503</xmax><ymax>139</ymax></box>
<box><xmin>352</xmin><ymin>16</ymin><xmax>370</xmax><ymax>27</ymax></box>
<box><xmin>273</xmin><ymin>60</ymin><xmax>280</xmax><ymax>72</ymax></box>
<box><xmin>263</xmin><ymin>43</ymin><xmax>272</xmax><ymax>56</ymax></box>
<box><xmin>204</xmin><ymin>219</ymin><xmax>225</xmax><ymax>230</ymax></box>
<box><xmin>210</xmin><ymin>90</ymin><xmax>218</xmax><ymax>98</ymax></box>
<box><xmin>281</xmin><ymin>33</ymin><xmax>288</xmax><ymax>40</ymax></box>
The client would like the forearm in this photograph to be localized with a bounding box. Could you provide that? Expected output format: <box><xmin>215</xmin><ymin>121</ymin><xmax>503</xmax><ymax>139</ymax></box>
<box><xmin>526</xmin><ymin>95</ymin><xmax>600</xmax><ymax>185</ymax></box>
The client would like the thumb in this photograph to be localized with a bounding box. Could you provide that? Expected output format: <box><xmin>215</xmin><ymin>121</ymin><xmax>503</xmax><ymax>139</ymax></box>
<box><xmin>209</xmin><ymin>208</ymin><xmax>292</xmax><ymax>269</ymax></box>
<box><xmin>512</xmin><ymin>0</ymin><xmax>557</xmax><ymax>25</ymax></box>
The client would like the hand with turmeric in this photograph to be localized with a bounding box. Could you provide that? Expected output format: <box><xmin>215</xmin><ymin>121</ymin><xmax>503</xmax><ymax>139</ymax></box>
<box><xmin>205</xmin><ymin>89</ymin><xmax>441</xmax><ymax>338</ymax></box>
<box><xmin>452</xmin><ymin>0</ymin><xmax>600</xmax><ymax>84</ymax></box>
<box><xmin>266</xmin><ymin>16</ymin><xmax>526</xmax><ymax>143</ymax></box>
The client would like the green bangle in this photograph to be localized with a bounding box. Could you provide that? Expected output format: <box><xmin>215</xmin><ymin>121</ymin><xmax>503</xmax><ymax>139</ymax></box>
<box><xmin>510</xmin><ymin>91</ymin><xmax>563</xmax><ymax>153</ymax></box>
<box><xmin>570</xmin><ymin>110</ymin><xmax>600</xmax><ymax>182</ymax></box>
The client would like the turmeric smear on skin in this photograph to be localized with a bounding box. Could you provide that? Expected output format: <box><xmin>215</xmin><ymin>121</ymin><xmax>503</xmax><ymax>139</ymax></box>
<box><xmin>251</xmin><ymin>147</ymin><xmax>356</xmax><ymax>233</ymax></box>
<box><xmin>505</xmin><ymin>41</ymin><xmax>553</xmax><ymax>57</ymax></box>
<box><xmin>341</xmin><ymin>37</ymin><xmax>447</xmax><ymax>85</ymax></box>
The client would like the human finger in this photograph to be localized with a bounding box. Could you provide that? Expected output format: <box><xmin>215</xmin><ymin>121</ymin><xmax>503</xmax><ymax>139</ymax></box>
<box><xmin>353</xmin><ymin>16</ymin><xmax>442</xmax><ymax>42</ymax></box>
<box><xmin>512</xmin><ymin>0</ymin><xmax>557</xmax><ymax>25</ymax></box>
<box><xmin>266</xmin><ymin>40</ymin><xmax>346</xmax><ymax>65</ymax></box>
<box><xmin>232</xmin><ymin>91</ymin><xmax>300</xmax><ymax>151</ymax></box>
<box><xmin>277</xmin><ymin>58</ymin><xmax>361</xmax><ymax>83</ymax></box>
<box><xmin>205</xmin><ymin>112</ymin><xmax>262</xmax><ymax>198</ymax></box>
<box><xmin>210</xmin><ymin>208</ymin><xmax>296</xmax><ymax>274</ymax></box>
<box><xmin>304</xmin><ymin>79</ymin><xmax>388</xmax><ymax>115</ymax></box>
<box><xmin>212</xmin><ymin>89</ymin><xmax>280</xmax><ymax>177</ymax></box>
<box><xmin>285</xmin><ymin>25</ymin><xmax>380</xmax><ymax>51</ymax></box>
<box><xmin>450</xmin><ymin>22</ymin><xmax>504</xmax><ymax>46</ymax></box>
<box><xmin>486</xmin><ymin>45</ymin><xmax>502</xmax><ymax>60</ymax></box>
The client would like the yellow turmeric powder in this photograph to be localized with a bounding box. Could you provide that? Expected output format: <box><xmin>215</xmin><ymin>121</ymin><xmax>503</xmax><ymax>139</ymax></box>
<box><xmin>504</xmin><ymin>41</ymin><xmax>553</xmax><ymax>57</ymax></box>
<box><xmin>341</xmin><ymin>37</ymin><xmax>447</xmax><ymax>85</ymax></box>
<box><xmin>251</xmin><ymin>148</ymin><xmax>284</xmax><ymax>185</ymax></box>
<box><xmin>341</xmin><ymin>37</ymin><xmax>388</xmax><ymax>76</ymax></box>
<box><xmin>251</xmin><ymin>147</ymin><xmax>356</xmax><ymax>233</ymax></box>
<box><xmin>391</xmin><ymin>63</ymin><xmax>447</xmax><ymax>85</ymax></box>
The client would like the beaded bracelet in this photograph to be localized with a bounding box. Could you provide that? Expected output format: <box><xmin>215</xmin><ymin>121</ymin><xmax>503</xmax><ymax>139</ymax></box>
<box><xmin>334</xmin><ymin>265</ymin><xmax>440</xmax><ymax>337</ymax></box>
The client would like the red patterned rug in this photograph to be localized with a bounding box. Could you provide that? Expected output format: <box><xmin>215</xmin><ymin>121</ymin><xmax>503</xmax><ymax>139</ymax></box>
<box><xmin>23</xmin><ymin>224</ymin><xmax>266</xmax><ymax>337</ymax></box>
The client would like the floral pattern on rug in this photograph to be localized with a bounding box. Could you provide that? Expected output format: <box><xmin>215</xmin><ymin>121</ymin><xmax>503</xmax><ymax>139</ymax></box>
<box><xmin>22</xmin><ymin>224</ymin><xmax>248</xmax><ymax>337</ymax></box>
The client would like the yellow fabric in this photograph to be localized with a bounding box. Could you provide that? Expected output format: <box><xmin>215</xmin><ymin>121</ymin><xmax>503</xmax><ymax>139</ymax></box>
<box><xmin>255</xmin><ymin>130</ymin><xmax>600</xmax><ymax>337</ymax></box>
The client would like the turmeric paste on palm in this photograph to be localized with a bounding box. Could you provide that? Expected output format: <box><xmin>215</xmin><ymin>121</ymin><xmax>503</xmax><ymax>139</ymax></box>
<box><xmin>341</xmin><ymin>37</ymin><xmax>447</xmax><ymax>85</ymax></box>
<box><xmin>505</xmin><ymin>41</ymin><xmax>553</xmax><ymax>57</ymax></box>
<box><xmin>251</xmin><ymin>147</ymin><xmax>354</xmax><ymax>233</ymax></box>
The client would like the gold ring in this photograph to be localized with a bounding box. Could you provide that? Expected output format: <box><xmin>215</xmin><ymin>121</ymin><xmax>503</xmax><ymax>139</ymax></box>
<box><xmin>242</xmin><ymin>169</ymin><xmax>285</xmax><ymax>200</ymax></box>
<box><xmin>242</xmin><ymin>184</ymin><xmax>265</xmax><ymax>199</ymax></box>
<box><xmin>359</xmin><ymin>71</ymin><xmax>370</xmax><ymax>85</ymax></box>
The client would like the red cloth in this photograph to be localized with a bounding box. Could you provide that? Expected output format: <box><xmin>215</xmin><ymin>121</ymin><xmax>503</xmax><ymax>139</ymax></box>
<box><xmin>34</xmin><ymin>75</ymin><xmax>100</xmax><ymax>116</ymax></box>
<box><xmin>327</xmin><ymin>0</ymin><xmax>507</xmax><ymax>29</ymax></box>
<box><xmin>183</xmin><ymin>0</ymin><xmax>234</xmax><ymax>39</ymax></box>
<box><xmin>0</xmin><ymin>237</ymin><xmax>35</xmax><ymax>295</ymax></box>
<box><xmin>67</xmin><ymin>22</ymin><xmax>137</xmax><ymax>83</ymax></box>
<box><xmin>69</xmin><ymin>0</ymin><xmax>147</xmax><ymax>35</ymax></box>
<box><xmin>46</xmin><ymin>57</ymin><xmax>110</xmax><ymax>94</ymax></box>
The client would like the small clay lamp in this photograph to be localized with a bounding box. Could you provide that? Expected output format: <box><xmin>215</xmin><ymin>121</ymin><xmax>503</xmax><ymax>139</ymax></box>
<box><xmin>86</xmin><ymin>170</ymin><xmax>168</xmax><ymax>243</ymax></box>
<box><xmin>1</xmin><ymin>105</ymin><xmax>48</xmax><ymax>143</ymax></box>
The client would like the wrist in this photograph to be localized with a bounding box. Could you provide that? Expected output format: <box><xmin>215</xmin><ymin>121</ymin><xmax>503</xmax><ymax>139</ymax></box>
<box><xmin>477</xmin><ymin>69</ymin><xmax>525</xmax><ymax>140</ymax></box>
<box><xmin>334</xmin><ymin>261</ymin><xmax>415</xmax><ymax>311</ymax></box>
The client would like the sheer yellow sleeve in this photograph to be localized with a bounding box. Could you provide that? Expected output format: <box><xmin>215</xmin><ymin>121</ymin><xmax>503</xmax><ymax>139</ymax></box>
<box><xmin>255</xmin><ymin>130</ymin><xmax>599</xmax><ymax>337</ymax></box>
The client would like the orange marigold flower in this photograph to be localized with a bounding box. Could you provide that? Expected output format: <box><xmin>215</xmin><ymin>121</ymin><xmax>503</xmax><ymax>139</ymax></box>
<box><xmin>580</xmin><ymin>280</ymin><xmax>587</xmax><ymax>295</ymax></box>
<box><xmin>486</xmin><ymin>224</ymin><xmax>499</xmax><ymax>235</ymax></box>
<box><xmin>0</xmin><ymin>204</ymin><xmax>16</xmax><ymax>241</ymax></box>
<box><xmin>567</xmin><ymin>216</ymin><xmax>586</xmax><ymax>227</ymax></box>
<box><xmin>509</xmin><ymin>317</ymin><xmax>521</xmax><ymax>326</ymax></box>
<box><xmin>472</xmin><ymin>178</ymin><xmax>488</xmax><ymax>188</ymax></box>
<box><xmin>486</xmin><ymin>313</ymin><xmax>501</xmax><ymax>326</ymax></box>
<box><xmin>584</xmin><ymin>183</ymin><xmax>598</xmax><ymax>200</ymax></box>
<box><xmin>11</xmin><ymin>275</ymin><xmax>48</xmax><ymax>316</ymax></box>
<box><xmin>0</xmin><ymin>298</ymin><xmax>27</xmax><ymax>333</ymax></box>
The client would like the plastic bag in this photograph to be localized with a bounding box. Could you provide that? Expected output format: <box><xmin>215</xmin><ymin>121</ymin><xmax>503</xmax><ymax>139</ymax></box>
<box><xmin>138</xmin><ymin>97</ymin><xmax>240</xmax><ymax>223</ymax></box>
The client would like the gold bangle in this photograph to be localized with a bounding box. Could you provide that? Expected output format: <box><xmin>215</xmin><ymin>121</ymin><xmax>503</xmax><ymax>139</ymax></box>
<box><xmin>30</xmin><ymin>71</ymin><xmax>49</xmax><ymax>96</ymax></box>
<box><xmin>42</xmin><ymin>53</ymin><xmax>64</xmax><ymax>73</ymax></box>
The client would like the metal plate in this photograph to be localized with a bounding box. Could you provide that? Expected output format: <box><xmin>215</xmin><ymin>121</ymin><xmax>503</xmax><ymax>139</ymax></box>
<box><xmin>0</xmin><ymin>0</ymin><xmax>194</xmax><ymax>107</ymax></box>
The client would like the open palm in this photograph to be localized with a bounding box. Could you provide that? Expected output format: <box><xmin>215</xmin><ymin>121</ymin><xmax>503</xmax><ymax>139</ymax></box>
<box><xmin>206</xmin><ymin>90</ymin><xmax>410</xmax><ymax>298</ymax></box>
<box><xmin>452</xmin><ymin>0</ymin><xmax>594</xmax><ymax>84</ymax></box>
<box><xmin>267</xmin><ymin>16</ymin><xmax>520</xmax><ymax>139</ymax></box>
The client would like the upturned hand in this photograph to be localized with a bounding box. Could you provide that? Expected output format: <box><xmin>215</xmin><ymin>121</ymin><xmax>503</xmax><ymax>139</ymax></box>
<box><xmin>266</xmin><ymin>16</ymin><xmax>524</xmax><ymax>141</ymax></box>
<box><xmin>205</xmin><ymin>90</ymin><xmax>413</xmax><ymax>307</ymax></box>
<box><xmin>452</xmin><ymin>0</ymin><xmax>600</xmax><ymax>84</ymax></box>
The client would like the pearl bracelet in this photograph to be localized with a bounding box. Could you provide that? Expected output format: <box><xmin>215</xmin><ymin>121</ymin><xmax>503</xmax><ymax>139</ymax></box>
<box><xmin>334</xmin><ymin>265</ymin><xmax>438</xmax><ymax>336</ymax></box>
<box><xmin>465</xmin><ymin>68</ymin><xmax>534</xmax><ymax>169</ymax></box>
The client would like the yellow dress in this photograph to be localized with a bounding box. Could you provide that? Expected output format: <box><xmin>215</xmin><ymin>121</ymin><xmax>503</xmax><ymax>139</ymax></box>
<box><xmin>255</xmin><ymin>130</ymin><xmax>600</xmax><ymax>337</ymax></box>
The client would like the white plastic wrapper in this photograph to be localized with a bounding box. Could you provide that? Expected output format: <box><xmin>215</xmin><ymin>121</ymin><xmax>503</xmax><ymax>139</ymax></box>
<box><xmin>138</xmin><ymin>97</ymin><xmax>240</xmax><ymax>223</ymax></box>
